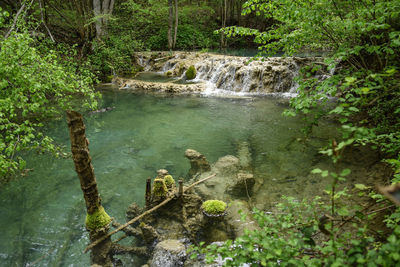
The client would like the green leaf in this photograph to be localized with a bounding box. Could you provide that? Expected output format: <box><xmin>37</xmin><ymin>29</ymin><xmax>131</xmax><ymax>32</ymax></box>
<box><xmin>340</xmin><ymin>169</ymin><xmax>351</xmax><ymax>177</ymax></box>
<box><xmin>311</xmin><ymin>168</ymin><xmax>322</xmax><ymax>174</ymax></box>
<box><xmin>354</xmin><ymin>184</ymin><xmax>369</xmax><ymax>190</ymax></box>
<box><xmin>338</xmin><ymin>207</ymin><xmax>350</xmax><ymax>216</ymax></box>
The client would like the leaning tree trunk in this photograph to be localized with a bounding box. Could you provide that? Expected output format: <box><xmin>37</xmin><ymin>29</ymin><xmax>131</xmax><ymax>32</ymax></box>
<box><xmin>66</xmin><ymin>110</ymin><xmax>113</xmax><ymax>267</ymax></box>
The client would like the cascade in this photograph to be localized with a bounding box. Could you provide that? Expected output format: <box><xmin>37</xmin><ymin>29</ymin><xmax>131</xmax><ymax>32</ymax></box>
<box><xmin>129</xmin><ymin>52</ymin><xmax>327</xmax><ymax>96</ymax></box>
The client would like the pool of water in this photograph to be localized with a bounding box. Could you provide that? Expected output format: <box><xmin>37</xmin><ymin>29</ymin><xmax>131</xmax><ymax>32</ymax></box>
<box><xmin>132</xmin><ymin>72</ymin><xmax>176</xmax><ymax>83</ymax></box>
<box><xmin>0</xmin><ymin>89</ymin><xmax>338</xmax><ymax>266</ymax></box>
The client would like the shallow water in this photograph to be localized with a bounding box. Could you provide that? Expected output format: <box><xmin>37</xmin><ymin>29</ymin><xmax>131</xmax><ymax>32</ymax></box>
<box><xmin>0</xmin><ymin>89</ymin><xmax>338</xmax><ymax>266</ymax></box>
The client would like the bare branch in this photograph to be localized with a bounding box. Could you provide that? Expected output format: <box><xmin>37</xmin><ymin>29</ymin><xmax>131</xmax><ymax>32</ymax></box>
<box><xmin>38</xmin><ymin>0</ymin><xmax>55</xmax><ymax>42</ymax></box>
<box><xmin>4</xmin><ymin>0</ymin><xmax>34</xmax><ymax>38</ymax></box>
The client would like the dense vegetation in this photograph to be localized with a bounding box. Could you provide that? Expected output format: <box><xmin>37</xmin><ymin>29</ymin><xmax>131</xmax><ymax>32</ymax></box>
<box><xmin>194</xmin><ymin>0</ymin><xmax>400</xmax><ymax>265</ymax></box>
<box><xmin>1</xmin><ymin>0</ymin><xmax>400</xmax><ymax>265</ymax></box>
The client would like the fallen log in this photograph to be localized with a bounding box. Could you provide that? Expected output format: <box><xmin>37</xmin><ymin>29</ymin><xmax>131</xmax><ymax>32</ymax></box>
<box><xmin>84</xmin><ymin>173</ymin><xmax>216</xmax><ymax>253</ymax></box>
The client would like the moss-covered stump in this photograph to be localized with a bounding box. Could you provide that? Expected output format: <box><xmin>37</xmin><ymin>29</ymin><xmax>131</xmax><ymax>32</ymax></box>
<box><xmin>164</xmin><ymin>175</ymin><xmax>176</xmax><ymax>189</ymax></box>
<box><xmin>201</xmin><ymin>200</ymin><xmax>227</xmax><ymax>216</ymax></box>
<box><xmin>185</xmin><ymin>65</ymin><xmax>196</xmax><ymax>80</ymax></box>
<box><xmin>86</xmin><ymin>206</ymin><xmax>112</xmax><ymax>231</ymax></box>
<box><xmin>153</xmin><ymin>178</ymin><xmax>168</xmax><ymax>199</ymax></box>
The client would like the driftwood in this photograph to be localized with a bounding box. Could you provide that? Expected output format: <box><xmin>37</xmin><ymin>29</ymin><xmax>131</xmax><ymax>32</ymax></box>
<box><xmin>84</xmin><ymin>173</ymin><xmax>217</xmax><ymax>253</ymax></box>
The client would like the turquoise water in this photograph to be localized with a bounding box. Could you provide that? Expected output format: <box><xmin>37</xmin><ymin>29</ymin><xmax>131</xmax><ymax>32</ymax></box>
<box><xmin>0</xmin><ymin>89</ymin><xmax>336</xmax><ymax>266</ymax></box>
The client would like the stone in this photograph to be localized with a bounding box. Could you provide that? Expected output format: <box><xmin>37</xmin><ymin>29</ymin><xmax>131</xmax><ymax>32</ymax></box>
<box><xmin>226</xmin><ymin>172</ymin><xmax>255</xmax><ymax>197</ymax></box>
<box><xmin>237</xmin><ymin>142</ymin><xmax>251</xmax><ymax>171</ymax></box>
<box><xmin>184</xmin><ymin>149</ymin><xmax>211</xmax><ymax>177</ymax></box>
<box><xmin>225</xmin><ymin>200</ymin><xmax>259</xmax><ymax>237</ymax></box>
<box><xmin>126</xmin><ymin>203</ymin><xmax>143</xmax><ymax>222</ymax></box>
<box><xmin>213</xmin><ymin>155</ymin><xmax>240</xmax><ymax>177</ymax></box>
<box><xmin>140</xmin><ymin>223</ymin><xmax>159</xmax><ymax>246</ymax></box>
<box><xmin>150</xmin><ymin>240</ymin><xmax>186</xmax><ymax>267</ymax></box>
<box><xmin>157</xmin><ymin>169</ymin><xmax>169</xmax><ymax>177</ymax></box>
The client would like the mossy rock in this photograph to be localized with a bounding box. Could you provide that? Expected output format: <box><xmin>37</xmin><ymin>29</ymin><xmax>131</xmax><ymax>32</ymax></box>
<box><xmin>104</xmin><ymin>75</ymin><xmax>114</xmax><ymax>83</ymax></box>
<box><xmin>85</xmin><ymin>206</ymin><xmax>111</xmax><ymax>231</ymax></box>
<box><xmin>153</xmin><ymin>178</ymin><xmax>168</xmax><ymax>197</ymax></box>
<box><xmin>164</xmin><ymin>175</ymin><xmax>175</xmax><ymax>188</ymax></box>
<box><xmin>165</xmin><ymin>71</ymin><xmax>173</xmax><ymax>77</ymax></box>
<box><xmin>201</xmin><ymin>200</ymin><xmax>227</xmax><ymax>215</ymax></box>
<box><xmin>185</xmin><ymin>65</ymin><xmax>196</xmax><ymax>80</ymax></box>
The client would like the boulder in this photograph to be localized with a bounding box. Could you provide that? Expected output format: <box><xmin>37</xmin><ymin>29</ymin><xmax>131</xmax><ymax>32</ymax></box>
<box><xmin>226</xmin><ymin>172</ymin><xmax>255</xmax><ymax>197</ymax></box>
<box><xmin>150</xmin><ymin>240</ymin><xmax>186</xmax><ymax>267</ymax></box>
<box><xmin>213</xmin><ymin>155</ymin><xmax>240</xmax><ymax>176</ymax></box>
<box><xmin>184</xmin><ymin>149</ymin><xmax>211</xmax><ymax>177</ymax></box>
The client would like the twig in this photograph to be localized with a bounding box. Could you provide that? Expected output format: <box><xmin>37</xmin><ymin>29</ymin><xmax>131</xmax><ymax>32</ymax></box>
<box><xmin>114</xmin><ymin>234</ymin><xmax>127</xmax><ymax>243</ymax></box>
<box><xmin>38</xmin><ymin>0</ymin><xmax>55</xmax><ymax>42</ymax></box>
<box><xmin>366</xmin><ymin>204</ymin><xmax>395</xmax><ymax>215</ymax></box>
<box><xmin>84</xmin><ymin>173</ymin><xmax>216</xmax><ymax>253</ymax></box>
<box><xmin>4</xmin><ymin>1</ymin><xmax>30</xmax><ymax>38</ymax></box>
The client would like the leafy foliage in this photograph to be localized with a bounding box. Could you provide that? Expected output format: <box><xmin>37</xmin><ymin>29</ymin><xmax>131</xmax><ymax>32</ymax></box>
<box><xmin>190</xmin><ymin>196</ymin><xmax>400</xmax><ymax>266</ymax></box>
<box><xmin>194</xmin><ymin>0</ymin><xmax>400</xmax><ymax>265</ymax></box>
<box><xmin>0</xmin><ymin>30</ymin><xmax>99</xmax><ymax>180</ymax></box>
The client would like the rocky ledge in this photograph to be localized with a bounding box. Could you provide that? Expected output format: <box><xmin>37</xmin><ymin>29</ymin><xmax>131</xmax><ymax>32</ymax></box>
<box><xmin>111</xmin><ymin>51</ymin><xmax>326</xmax><ymax>95</ymax></box>
<box><xmin>113</xmin><ymin>77</ymin><xmax>206</xmax><ymax>94</ymax></box>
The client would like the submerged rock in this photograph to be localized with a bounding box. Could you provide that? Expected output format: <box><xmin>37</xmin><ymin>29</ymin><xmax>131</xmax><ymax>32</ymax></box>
<box><xmin>150</xmin><ymin>239</ymin><xmax>186</xmax><ymax>267</ymax></box>
<box><xmin>184</xmin><ymin>149</ymin><xmax>211</xmax><ymax>177</ymax></box>
<box><xmin>213</xmin><ymin>155</ymin><xmax>240</xmax><ymax>176</ymax></box>
<box><xmin>226</xmin><ymin>172</ymin><xmax>255</xmax><ymax>197</ymax></box>
<box><xmin>140</xmin><ymin>223</ymin><xmax>160</xmax><ymax>246</ymax></box>
<box><xmin>126</xmin><ymin>203</ymin><xmax>143</xmax><ymax>222</ymax></box>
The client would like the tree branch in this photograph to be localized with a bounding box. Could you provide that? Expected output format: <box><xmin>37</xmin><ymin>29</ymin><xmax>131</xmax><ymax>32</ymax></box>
<box><xmin>84</xmin><ymin>173</ymin><xmax>216</xmax><ymax>253</ymax></box>
<box><xmin>4</xmin><ymin>0</ymin><xmax>34</xmax><ymax>38</ymax></box>
<box><xmin>38</xmin><ymin>0</ymin><xmax>55</xmax><ymax>42</ymax></box>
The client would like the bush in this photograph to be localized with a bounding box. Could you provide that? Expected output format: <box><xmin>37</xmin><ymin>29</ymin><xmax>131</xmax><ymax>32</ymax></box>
<box><xmin>0</xmin><ymin>31</ymin><xmax>98</xmax><ymax>180</ymax></box>
<box><xmin>191</xmin><ymin>196</ymin><xmax>400</xmax><ymax>266</ymax></box>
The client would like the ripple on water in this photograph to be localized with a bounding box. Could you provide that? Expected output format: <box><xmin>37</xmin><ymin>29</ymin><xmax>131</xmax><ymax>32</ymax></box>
<box><xmin>0</xmin><ymin>91</ymin><xmax>339</xmax><ymax>266</ymax></box>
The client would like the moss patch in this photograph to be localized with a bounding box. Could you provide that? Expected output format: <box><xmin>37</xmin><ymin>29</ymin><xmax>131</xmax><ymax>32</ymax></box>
<box><xmin>164</xmin><ymin>175</ymin><xmax>175</xmax><ymax>188</ymax></box>
<box><xmin>153</xmin><ymin>178</ymin><xmax>168</xmax><ymax>197</ymax></box>
<box><xmin>185</xmin><ymin>65</ymin><xmax>196</xmax><ymax>80</ymax></box>
<box><xmin>85</xmin><ymin>206</ymin><xmax>111</xmax><ymax>231</ymax></box>
<box><xmin>201</xmin><ymin>200</ymin><xmax>227</xmax><ymax>215</ymax></box>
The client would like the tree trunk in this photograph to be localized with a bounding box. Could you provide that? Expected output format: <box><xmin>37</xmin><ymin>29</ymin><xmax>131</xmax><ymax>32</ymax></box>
<box><xmin>93</xmin><ymin>0</ymin><xmax>102</xmax><ymax>39</ymax></box>
<box><xmin>93</xmin><ymin>0</ymin><xmax>114</xmax><ymax>39</ymax></box>
<box><xmin>66</xmin><ymin>110</ymin><xmax>113</xmax><ymax>267</ymax></box>
<box><xmin>168</xmin><ymin>0</ymin><xmax>173</xmax><ymax>50</ymax></box>
<box><xmin>220</xmin><ymin>0</ymin><xmax>227</xmax><ymax>50</ymax></box>
<box><xmin>173</xmin><ymin>0</ymin><xmax>178</xmax><ymax>49</ymax></box>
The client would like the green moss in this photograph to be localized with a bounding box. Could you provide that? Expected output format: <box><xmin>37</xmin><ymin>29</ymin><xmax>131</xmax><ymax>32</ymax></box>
<box><xmin>85</xmin><ymin>206</ymin><xmax>111</xmax><ymax>230</ymax></box>
<box><xmin>165</xmin><ymin>71</ymin><xmax>173</xmax><ymax>77</ymax></box>
<box><xmin>153</xmin><ymin>178</ymin><xmax>168</xmax><ymax>197</ymax></box>
<box><xmin>164</xmin><ymin>175</ymin><xmax>175</xmax><ymax>188</ymax></box>
<box><xmin>201</xmin><ymin>200</ymin><xmax>227</xmax><ymax>215</ymax></box>
<box><xmin>185</xmin><ymin>65</ymin><xmax>197</xmax><ymax>80</ymax></box>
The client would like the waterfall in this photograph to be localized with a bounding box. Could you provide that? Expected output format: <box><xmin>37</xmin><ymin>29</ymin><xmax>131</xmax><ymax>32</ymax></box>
<box><xmin>134</xmin><ymin>52</ymin><xmax>322</xmax><ymax>97</ymax></box>
<box><xmin>190</xmin><ymin>56</ymin><xmax>306</xmax><ymax>96</ymax></box>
